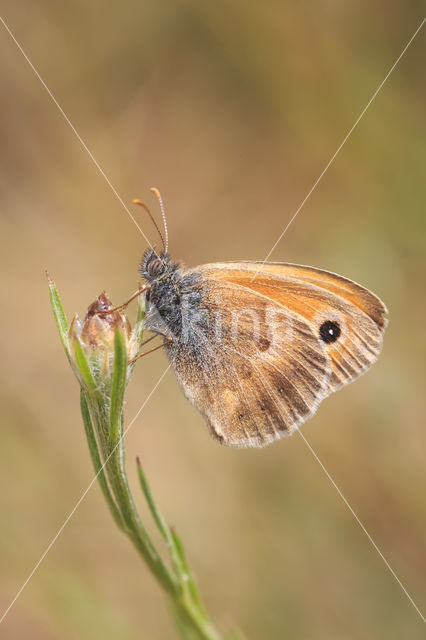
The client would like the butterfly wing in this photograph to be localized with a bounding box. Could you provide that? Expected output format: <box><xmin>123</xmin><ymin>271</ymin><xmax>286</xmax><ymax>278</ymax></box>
<box><xmin>168</xmin><ymin>275</ymin><xmax>331</xmax><ymax>447</ymax></box>
<box><xmin>193</xmin><ymin>261</ymin><xmax>388</xmax><ymax>392</ymax></box>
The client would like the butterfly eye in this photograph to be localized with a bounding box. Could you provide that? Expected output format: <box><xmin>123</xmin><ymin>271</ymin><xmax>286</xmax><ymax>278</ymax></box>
<box><xmin>319</xmin><ymin>320</ymin><xmax>341</xmax><ymax>344</ymax></box>
<box><xmin>148</xmin><ymin>257</ymin><xmax>165</xmax><ymax>277</ymax></box>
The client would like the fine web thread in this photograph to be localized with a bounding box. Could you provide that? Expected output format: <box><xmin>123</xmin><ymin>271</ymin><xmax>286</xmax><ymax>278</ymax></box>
<box><xmin>0</xmin><ymin>366</ymin><xmax>171</xmax><ymax>625</ymax></box>
<box><xmin>0</xmin><ymin>16</ymin><xmax>154</xmax><ymax>250</ymax></box>
<box><xmin>297</xmin><ymin>429</ymin><xmax>425</xmax><ymax>624</ymax></box>
<box><xmin>250</xmin><ymin>17</ymin><xmax>425</xmax><ymax>283</ymax></box>
<box><xmin>1</xmin><ymin>12</ymin><xmax>424</xmax><ymax>629</ymax></box>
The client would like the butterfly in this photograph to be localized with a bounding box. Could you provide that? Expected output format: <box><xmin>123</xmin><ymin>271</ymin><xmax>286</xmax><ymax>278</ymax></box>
<box><xmin>135</xmin><ymin>192</ymin><xmax>388</xmax><ymax>448</ymax></box>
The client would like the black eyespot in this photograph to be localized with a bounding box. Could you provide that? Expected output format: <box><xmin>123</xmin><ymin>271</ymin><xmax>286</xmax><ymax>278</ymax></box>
<box><xmin>238</xmin><ymin>413</ymin><xmax>244</xmax><ymax>420</ymax></box>
<box><xmin>319</xmin><ymin>320</ymin><xmax>341</xmax><ymax>344</ymax></box>
<box><xmin>278</xmin><ymin>387</ymin><xmax>284</xmax><ymax>394</ymax></box>
<box><xmin>260</xmin><ymin>405</ymin><xmax>265</xmax><ymax>411</ymax></box>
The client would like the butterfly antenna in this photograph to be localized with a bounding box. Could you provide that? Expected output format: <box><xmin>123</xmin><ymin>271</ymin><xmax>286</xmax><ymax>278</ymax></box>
<box><xmin>150</xmin><ymin>187</ymin><xmax>169</xmax><ymax>254</ymax></box>
<box><xmin>132</xmin><ymin>199</ymin><xmax>165</xmax><ymax>252</ymax></box>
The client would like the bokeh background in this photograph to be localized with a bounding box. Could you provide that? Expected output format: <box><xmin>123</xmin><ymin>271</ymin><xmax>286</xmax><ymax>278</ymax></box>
<box><xmin>1</xmin><ymin>2</ymin><xmax>425</xmax><ymax>639</ymax></box>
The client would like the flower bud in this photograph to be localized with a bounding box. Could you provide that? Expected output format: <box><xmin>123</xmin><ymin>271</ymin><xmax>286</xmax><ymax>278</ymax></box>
<box><xmin>83</xmin><ymin>292</ymin><xmax>131</xmax><ymax>346</ymax></box>
<box><xmin>69</xmin><ymin>292</ymin><xmax>138</xmax><ymax>382</ymax></box>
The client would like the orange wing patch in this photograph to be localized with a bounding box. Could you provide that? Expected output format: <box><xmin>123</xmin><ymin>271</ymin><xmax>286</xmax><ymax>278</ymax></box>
<box><xmin>192</xmin><ymin>262</ymin><xmax>388</xmax><ymax>392</ymax></box>
<box><xmin>168</xmin><ymin>276</ymin><xmax>331</xmax><ymax>447</ymax></box>
<box><xmin>196</xmin><ymin>262</ymin><xmax>387</xmax><ymax>328</ymax></box>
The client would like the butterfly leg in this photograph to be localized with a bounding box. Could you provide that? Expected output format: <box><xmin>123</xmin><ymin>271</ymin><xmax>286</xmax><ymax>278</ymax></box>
<box><xmin>98</xmin><ymin>283</ymin><xmax>150</xmax><ymax>314</ymax></box>
<box><xmin>138</xmin><ymin>334</ymin><xmax>159</xmax><ymax>348</ymax></box>
<box><xmin>129</xmin><ymin>335</ymin><xmax>172</xmax><ymax>364</ymax></box>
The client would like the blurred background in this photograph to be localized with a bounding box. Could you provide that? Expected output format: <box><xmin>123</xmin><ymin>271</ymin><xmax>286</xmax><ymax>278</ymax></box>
<box><xmin>1</xmin><ymin>2</ymin><xmax>425</xmax><ymax>638</ymax></box>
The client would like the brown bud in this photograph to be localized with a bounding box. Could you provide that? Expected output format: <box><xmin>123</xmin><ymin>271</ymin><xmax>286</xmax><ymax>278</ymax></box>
<box><xmin>69</xmin><ymin>292</ymin><xmax>137</xmax><ymax>379</ymax></box>
<box><xmin>81</xmin><ymin>292</ymin><xmax>131</xmax><ymax>350</ymax></box>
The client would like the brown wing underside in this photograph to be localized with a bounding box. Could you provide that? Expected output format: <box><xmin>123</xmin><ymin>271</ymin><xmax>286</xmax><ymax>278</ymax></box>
<box><xmin>169</xmin><ymin>262</ymin><xmax>387</xmax><ymax>448</ymax></box>
<box><xmin>193</xmin><ymin>262</ymin><xmax>388</xmax><ymax>392</ymax></box>
<box><xmin>170</xmin><ymin>278</ymin><xmax>331</xmax><ymax>447</ymax></box>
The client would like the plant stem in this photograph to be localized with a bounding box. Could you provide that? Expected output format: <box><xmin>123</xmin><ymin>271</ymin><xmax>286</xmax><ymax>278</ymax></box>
<box><xmin>48</xmin><ymin>280</ymin><xmax>233</xmax><ymax>640</ymax></box>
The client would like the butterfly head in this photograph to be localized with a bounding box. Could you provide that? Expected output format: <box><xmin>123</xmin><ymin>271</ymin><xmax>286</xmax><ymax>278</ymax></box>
<box><xmin>139</xmin><ymin>248</ymin><xmax>186</xmax><ymax>339</ymax></box>
<box><xmin>140</xmin><ymin>249</ymin><xmax>173</xmax><ymax>283</ymax></box>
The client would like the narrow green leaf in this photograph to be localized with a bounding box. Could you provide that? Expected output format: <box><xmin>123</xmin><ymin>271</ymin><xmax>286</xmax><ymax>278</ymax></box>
<box><xmin>47</xmin><ymin>274</ymin><xmax>71</xmax><ymax>360</ymax></box>
<box><xmin>73</xmin><ymin>339</ymin><xmax>97</xmax><ymax>390</ymax></box>
<box><xmin>136</xmin><ymin>294</ymin><xmax>146</xmax><ymax>351</ymax></box>
<box><xmin>109</xmin><ymin>329</ymin><xmax>128</xmax><ymax>446</ymax></box>
<box><xmin>80</xmin><ymin>391</ymin><xmax>125</xmax><ymax>530</ymax></box>
<box><xmin>171</xmin><ymin>528</ymin><xmax>205</xmax><ymax>611</ymax></box>
<box><xmin>137</xmin><ymin>458</ymin><xmax>187</xmax><ymax>594</ymax></box>
<box><xmin>137</xmin><ymin>459</ymin><xmax>204</xmax><ymax>607</ymax></box>
<box><xmin>137</xmin><ymin>457</ymin><xmax>170</xmax><ymax>542</ymax></box>
<box><xmin>172</xmin><ymin>602</ymin><xmax>201</xmax><ymax>640</ymax></box>
<box><xmin>128</xmin><ymin>294</ymin><xmax>145</xmax><ymax>376</ymax></box>
<box><xmin>48</xmin><ymin>278</ymin><xmax>222</xmax><ymax>638</ymax></box>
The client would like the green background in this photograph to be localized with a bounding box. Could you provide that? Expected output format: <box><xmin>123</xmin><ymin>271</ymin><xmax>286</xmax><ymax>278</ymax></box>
<box><xmin>0</xmin><ymin>2</ymin><xmax>425</xmax><ymax>638</ymax></box>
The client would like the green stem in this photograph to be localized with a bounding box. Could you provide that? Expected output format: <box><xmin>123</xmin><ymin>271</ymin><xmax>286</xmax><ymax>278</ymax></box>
<box><xmin>109</xmin><ymin>441</ymin><xmax>221</xmax><ymax>639</ymax></box>
<box><xmin>80</xmin><ymin>390</ymin><xmax>125</xmax><ymax>531</ymax></box>
<box><xmin>108</xmin><ymin>421</ymin><xmax>179</xmax><ymax>596</ymax></box>
<box><xmin>49</xmin><ymin>280</ymin><xmax>228</xmax><ymax>640</ymax></box>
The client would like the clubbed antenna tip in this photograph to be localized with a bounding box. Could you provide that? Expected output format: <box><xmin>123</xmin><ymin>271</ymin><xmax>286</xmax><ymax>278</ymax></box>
<box><xmin>150</xmin><ymin>187</ymin><xmax>169</xmax><ymax>254</ymax></box>
<box><xmin>133</xmin><ymin>198</ymin><xmax>166</xmax><ymax>253</ymax></box>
